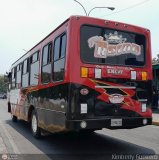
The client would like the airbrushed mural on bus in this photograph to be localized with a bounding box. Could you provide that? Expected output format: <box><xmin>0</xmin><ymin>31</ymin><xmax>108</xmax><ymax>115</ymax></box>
<box><xmin>7</xmin><ymin>16</ymin><xmax>152</xmax><ymax>138</ymax></box>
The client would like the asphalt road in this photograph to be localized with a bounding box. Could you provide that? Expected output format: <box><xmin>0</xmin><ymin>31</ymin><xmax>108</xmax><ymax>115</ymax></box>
<box><xmin>0</xmin><ymin>99</ymin><xmax>159</xmax><ymax>160</ymax></box>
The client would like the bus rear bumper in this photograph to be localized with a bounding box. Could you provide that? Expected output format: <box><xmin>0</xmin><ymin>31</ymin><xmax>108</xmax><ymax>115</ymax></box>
<box><xmin>66</xmin><ymin>117</ymin><xmax>152</xmax><ymax>131</ymax></box>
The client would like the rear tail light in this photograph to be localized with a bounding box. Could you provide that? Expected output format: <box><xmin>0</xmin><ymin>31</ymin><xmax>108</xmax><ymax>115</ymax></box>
<box><xmin>95</xmin><ymin>68</ymin><xmax>101</xmax><ymax>79</ymax></box>
<box><xmin>131</xmin><ymin>71</ymin><xmax>136</xmax><ymax>80</ymax></box>
<box><xmin>81</xmin><ymin>67</ymin><xmax>88</xmax><ymax>78</ymax></box>
<box><xmin>81</xmin><ymin>67</ymin><xmax>101</xmax><ymax>79</ymax></box>
<box><xmin>136</xmin><ymin>71</ymin><xmax>147</xmax><ymax>80</ymax></box>
<box><xmin>141</xmin><ymin>103</ymin><xmax>147</xmax><ymax>112</ymax></box>
<box><xmin>141</xmin><ymin>71</ymin><xmax>147</xmax><ymax>80</ymax></box>
<box><xmin>88</xmin><ymin>68</ymin><xmax>95</xmax><ymax>78</ymax></box>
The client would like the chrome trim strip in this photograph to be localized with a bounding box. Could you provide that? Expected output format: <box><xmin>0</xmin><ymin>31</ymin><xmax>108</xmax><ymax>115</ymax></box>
<box><xmin>95</xmin><ymin>86</ymin><xmax>136</xmax><ymax>89</ymax></box>
<box><xmin>36</xmin><ymin>107</ymin><xmax>65</xmax><ymax>114</ymax></box>
<box><xmin>138</xmin><ymin>99</ymin><xmax>147</xmax><ymax>102</ymax></box>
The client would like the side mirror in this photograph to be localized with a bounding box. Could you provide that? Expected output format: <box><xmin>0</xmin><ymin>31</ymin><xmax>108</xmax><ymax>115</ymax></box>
<box><xmin>4</xmin><ymin>75</ymin><xmax>8</xmax><ymax>83</ymax></box>
<box><xmin>8</xmin><ymin>102</ymin><xmax>11</xmax><ymax>113</ymax></box>
<box><xmin>4</xmin><ymin>72</ymin><xmax>11</xmax><ymax>83</ymax></box>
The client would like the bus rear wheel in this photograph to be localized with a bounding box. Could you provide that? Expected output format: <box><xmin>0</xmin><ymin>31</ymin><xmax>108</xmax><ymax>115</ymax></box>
<box><xmin>11</xmin><ymin>115</ymin><xmax>17</xmax><ymax>122</ymax></box>
<box><xmin>31</xmin><ymin>110</ymin><xmax>41</xmax><ymax>138</ymax></box>
<box><xmin>79</xmin><ymin>129</ymin><xmax>95</xmax><ymax>134</ymax></box>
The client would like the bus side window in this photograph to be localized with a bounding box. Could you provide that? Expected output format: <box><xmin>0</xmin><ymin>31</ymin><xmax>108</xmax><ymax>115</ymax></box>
<box><xmin>53</xmin><ymin>36</ymin><xmax>61</xmax><ymax>61</ymax></box>
<box><xmin>22</xmin><ymin>58</ymin><xmax>29</xmax><ymax>88</ymax></box>
<box><xmin>16</xmin><ymin>63</ymin><xmax>22</xmax><ymax>89</ymax></box>
<box><xmin>60</xmin><ymin>34</ymin><xmax>66</xmax><ymax>58</ymax></box>
<box><xmin>53</xmin><ymin>33</ymin><xmax>66</xmax><ymax>82</ymax></box>
<box><xmin>11</xmin><ymin>67</ymin><xmax>16</xmax><ymax>89</ymax></box>
<box><xmin>30</xmin><ymin>51</ymin><xmax>39</xmax><ymax>86</ymax></box>
<box><xmin>41</xmin><ymin>43</ymin><xmax>52</xmax><ymax>83</ymax></box>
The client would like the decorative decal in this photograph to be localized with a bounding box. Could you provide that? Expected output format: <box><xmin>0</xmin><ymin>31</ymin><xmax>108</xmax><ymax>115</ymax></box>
<box><xmin>109</xmin><ymin>94</ymin><xmax>124</xmax><ymax>104</ymax></box>
<box><xmin>88</xmin><ymin>31</ymin><xmax>141</xmax><ymax>58</ymax></box>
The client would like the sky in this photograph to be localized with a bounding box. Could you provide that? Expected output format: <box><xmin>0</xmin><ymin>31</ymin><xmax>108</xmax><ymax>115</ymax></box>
<box><xmin>0</xmin><ymin>0</ymin><xmax>158</xmax><ymax>74</ymax></box>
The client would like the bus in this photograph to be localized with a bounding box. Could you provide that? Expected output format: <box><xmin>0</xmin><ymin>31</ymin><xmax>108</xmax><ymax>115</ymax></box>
<box><xmin>7</xmin><ymin>16</ymin><xmax>152</xmax><ymax>138</ymax></box>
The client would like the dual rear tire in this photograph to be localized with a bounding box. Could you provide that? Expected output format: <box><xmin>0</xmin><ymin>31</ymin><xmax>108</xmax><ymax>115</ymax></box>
<box><xmin>12</xmin><ymin>115</ymin><xmax>17</xmax><ymax>122</ymax></box>
<box><xmin>11</xmin><ymin>110</ymin><xmax>41</xmax><ymax>138</ymax></box>
<box><xmin>31</xmin><ymin>110</ymin><xmax>41</xmax><ymax>138</ymax></box>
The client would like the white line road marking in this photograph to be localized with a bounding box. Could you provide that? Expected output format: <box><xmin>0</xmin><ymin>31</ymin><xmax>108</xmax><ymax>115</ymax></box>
<box><xmin>0</xmin><ymin>137</ymin><xmax>8</xmax><ymax>154</ymax></box>
<box><xmin>0</xmin><ymin>120</ymin><xmax>20</xmax><ymax>154</ymax></box>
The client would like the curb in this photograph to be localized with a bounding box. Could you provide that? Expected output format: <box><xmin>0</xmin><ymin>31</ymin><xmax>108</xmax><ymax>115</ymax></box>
<box><xmin>152</xmin><ymin>121</ymin><xmax>159</xmax><ymax>126</ymax></box>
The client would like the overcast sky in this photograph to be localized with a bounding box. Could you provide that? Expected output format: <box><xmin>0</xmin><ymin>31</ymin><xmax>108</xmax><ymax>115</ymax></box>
<box><xmin>0</xmin><ymin>0</ymin><xmax>158</xmax><ymax>74</ymax></box>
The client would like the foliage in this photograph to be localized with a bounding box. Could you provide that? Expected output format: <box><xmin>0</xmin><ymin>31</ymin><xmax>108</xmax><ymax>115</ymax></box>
<box><xmin>152</xmin><ymin>54</ymin><xmax>159</xmax><ymax>64</ymax></box>
<box><xmin>0</xmin><ymin>74</ymin><xmax>7</xmax><ymax>93</ymax></box>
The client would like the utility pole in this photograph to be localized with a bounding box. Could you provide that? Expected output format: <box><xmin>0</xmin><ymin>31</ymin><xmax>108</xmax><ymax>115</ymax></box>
<box><xmin>73</xmin><ymin>0</ymin><xmax>115</xmax><ymax>16</ymax></box>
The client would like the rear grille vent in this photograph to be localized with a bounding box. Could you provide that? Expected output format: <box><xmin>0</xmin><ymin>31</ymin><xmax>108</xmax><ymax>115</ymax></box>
<box><xmin>95</xmin><ymin>101</ymin><xmax>137</xmax><ymax>117</ymax></box>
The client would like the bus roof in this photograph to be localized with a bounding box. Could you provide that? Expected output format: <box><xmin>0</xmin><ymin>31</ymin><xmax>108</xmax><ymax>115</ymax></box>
<box><xmin>11</xmin><ymin>15</ymin><xmax>150</xmax><ymax>68</ymax></box>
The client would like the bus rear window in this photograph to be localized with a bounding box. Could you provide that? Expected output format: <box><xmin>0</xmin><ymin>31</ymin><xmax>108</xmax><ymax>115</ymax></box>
<box><xmin>80</xmin><ymin>25</ymin><xmax>146</xmax><ymax>67</ymax></box>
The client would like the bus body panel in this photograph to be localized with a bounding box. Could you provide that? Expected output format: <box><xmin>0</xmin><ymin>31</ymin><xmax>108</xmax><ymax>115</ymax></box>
<box><xmin>7</xmin><ymin>16</ymin><xmax>152</xmax><ymax>134</ymax></box>
<box><xmin>8</xmin><ymin>19</ymin><xmax>71</xmax><ymax>133</ymax></box>
<box><xmin>66</xmin><ymin>16</ymin><xmax>152</xmax><ymax>130</ymax></box>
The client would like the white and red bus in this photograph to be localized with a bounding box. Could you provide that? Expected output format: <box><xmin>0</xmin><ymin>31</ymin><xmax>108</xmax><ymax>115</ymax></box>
<box><xmin>7</xmin><ymin>16</ymin><xmax>152</xmax><ymax>138</ymax></box>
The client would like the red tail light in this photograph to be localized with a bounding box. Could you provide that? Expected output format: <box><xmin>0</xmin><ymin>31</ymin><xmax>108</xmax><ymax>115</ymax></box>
<box><xmin>136</xmin><ymin>71</ymin><xmax>147</xmax><ymax>81</ymax></box>
<box><xmin>81</xmin><ymin>67</ymin><xmax>95</xmax><ymax>78</ymax></box>
<box><xmin>88</xmin><ymin>68</ymin><xmax>95</xmax><ymax>78</ymax></box>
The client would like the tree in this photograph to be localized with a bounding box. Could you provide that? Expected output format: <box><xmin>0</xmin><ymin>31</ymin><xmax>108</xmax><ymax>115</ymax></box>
<box><xmin>152</xmin><ymin>54</ymin><xmax>159</xmax><ymax>64</ymax></box>
<box><xmin>0</xmin><ymin>75</ymin><xmax>7</xmax><ymax>93</ymax></box>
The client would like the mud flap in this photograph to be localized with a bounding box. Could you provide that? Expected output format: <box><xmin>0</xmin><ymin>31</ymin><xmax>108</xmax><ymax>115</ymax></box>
<box><xmin>8</xmin><ymin>102</ymin><xmax>11</xmax><ymax>112</ymax></box>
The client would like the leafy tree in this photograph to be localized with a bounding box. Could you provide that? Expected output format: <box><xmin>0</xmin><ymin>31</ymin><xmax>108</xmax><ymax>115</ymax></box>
<box><xmin>152</xmin><ymin>54</ymin><xmax>159</xmax><ymax>64</ymax></box>
<box><xmin>0</xmin><ymin>75</ymin><xmax>7</xmax><ymax>93</ymax></box>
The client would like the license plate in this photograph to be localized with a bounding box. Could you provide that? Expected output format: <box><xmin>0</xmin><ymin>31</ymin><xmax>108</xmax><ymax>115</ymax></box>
<box><xmin>111</xmin><ymin>119</ymin><xmax>122</xmax><ymax>127</ymax></box>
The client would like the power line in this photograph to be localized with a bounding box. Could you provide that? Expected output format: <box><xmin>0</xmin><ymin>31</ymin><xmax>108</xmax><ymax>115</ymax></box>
<box><xmin>100</xmin><ymin>0</ymin><xmax>150</xmax><ymax>18</ymax></box>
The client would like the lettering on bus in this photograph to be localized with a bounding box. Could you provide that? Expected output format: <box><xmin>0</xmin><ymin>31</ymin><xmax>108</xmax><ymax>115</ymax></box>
<box><xmin>107</xmin><ymin>69</ymin><xmax>123</xmax><ymax>75</ymax></box>
<box><xmin>87</xmin><ymin>31</ymin><xmax>141</xmax><ymax>58</ymax></box>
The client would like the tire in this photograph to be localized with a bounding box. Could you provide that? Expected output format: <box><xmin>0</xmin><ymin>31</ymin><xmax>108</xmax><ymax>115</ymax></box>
<box><xmin>8</xmin><ymin>102</ymin><xmax>11</xmax><ymax>113</ymax></box>
<box><xmin>12</xmin><ymin>115</ymin><xmax>17</xmax><ymax>122</ymax></box>
<box><xmin>79</xmin><ymin>129</ymin><xmax>95</xmax><ymax>135</ymax></box>
<box><xmin>31</xmin><ymin>110</ymin><xmax>41</xmax><ymax>138</ymax></box>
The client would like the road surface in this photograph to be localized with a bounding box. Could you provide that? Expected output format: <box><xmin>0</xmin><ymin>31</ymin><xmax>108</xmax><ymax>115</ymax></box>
<box><xmin>0</xmin><ymin>99</ymin><xmax>159</xmax><ymax>160</ymax></box>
